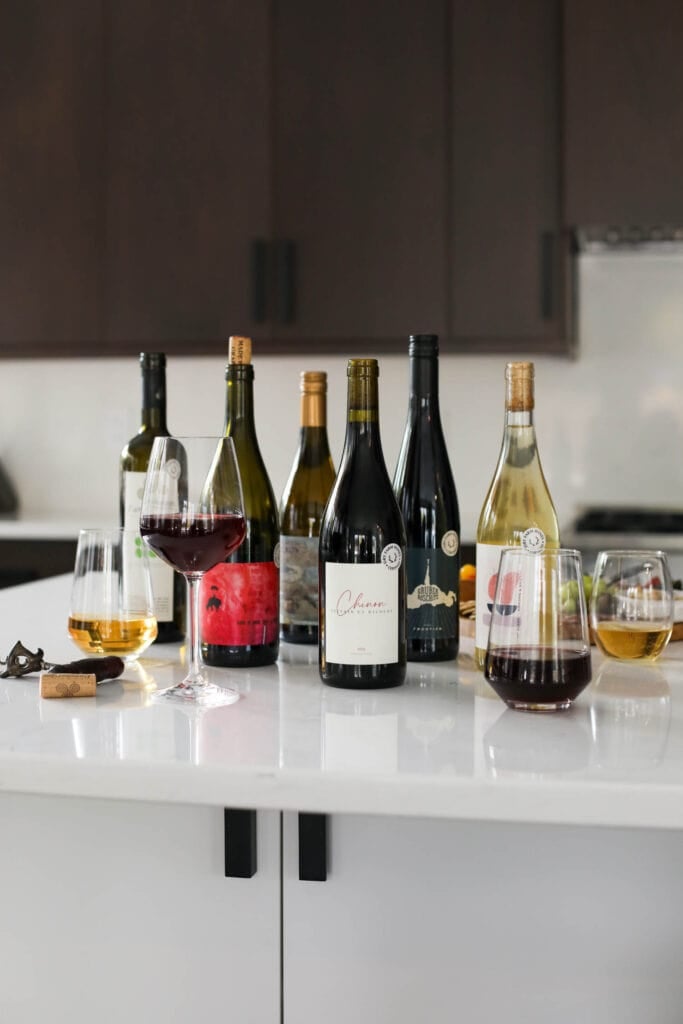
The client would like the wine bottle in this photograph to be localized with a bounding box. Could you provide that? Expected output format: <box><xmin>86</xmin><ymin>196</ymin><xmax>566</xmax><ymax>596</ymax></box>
<box><xmin>319</xmin><ymin>358</ymin><xmax>406</xmax><ymax>689</ymax></box>
<box><xmin>279</xmin><ymin>371</ymin><xmax>336</xmax><ymax>645</ymax></box>
<box><xmin>474</xmin><ymin>361</ymin><xmax>560</xmax><ymax>669</ymax></box>
<box><xmin>120</xmin><ymin>352</ymin><xmax>185</xmax><ymax>643</ymax></box>
<box><xmin>393</xmin><ymin>334</ymin><xmax>460</xmax><ymax>662</ymax></box>
<box><xmin>200</xmin><ymin>336</ymin><xmax>279</xmax><ymax>667</ymax></box>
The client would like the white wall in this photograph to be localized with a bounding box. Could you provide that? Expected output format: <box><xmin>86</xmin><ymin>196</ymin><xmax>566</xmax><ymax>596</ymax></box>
<box><xmin>3</xmin><ymin>252</ymin><xmax>683</xmax><ymax>539</ymax></box>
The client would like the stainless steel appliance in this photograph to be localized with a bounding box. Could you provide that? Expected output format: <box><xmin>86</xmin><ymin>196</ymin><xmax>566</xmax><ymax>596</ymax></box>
<box><xmin>563</xmin><ymin>507</ymin><xmax>683</xmax><ymax>584</ymax></box>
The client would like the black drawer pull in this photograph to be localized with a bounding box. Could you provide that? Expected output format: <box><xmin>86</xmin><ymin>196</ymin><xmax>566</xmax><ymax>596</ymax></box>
<box><xmin>224</xmin><ymin>808</ymin><xmax>257</xmax><ymax>878</ymax></box>
<box><xmin>298</xmin><ymin>812</ymin><xmax>327</xmax><ymax>882</ymax></box>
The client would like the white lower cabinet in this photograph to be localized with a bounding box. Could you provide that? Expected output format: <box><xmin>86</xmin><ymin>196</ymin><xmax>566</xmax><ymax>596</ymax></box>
<box><xmin>282</xmin><ymin>812</ymin><xmax>683</xmax><ymax>1024</ymax></box>
<box><xmin>5</xmin><ymin>797</ymin><xmax>683</xmax><ymax>1024</ymax></box>
<box><xmin>0</xmin><ymin>795</ymin><xmax>281</xmax><ymax>1024</ymax></box>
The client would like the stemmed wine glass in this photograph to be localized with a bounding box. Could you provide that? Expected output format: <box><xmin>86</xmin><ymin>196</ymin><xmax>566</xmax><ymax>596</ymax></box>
<box><xmin>140</xmin><ymin>436</ymin><xmax>246</xmax><ymax>707</ymax></box>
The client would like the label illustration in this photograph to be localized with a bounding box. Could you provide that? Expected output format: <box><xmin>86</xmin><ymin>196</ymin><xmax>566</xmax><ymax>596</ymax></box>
<box><xmin>280</xmin><ymin>535</ymin><xmax>319</xmax><ymax>627</ymax></box>
<box><xmin>200</xmin><ymin>562</ymin><xmax>279</xmax><ymax>646</ymax></box>
<box><xmin>406</xmin><ymin>550</ymin><xmax>458</xmax><ymax>642</ymax></box>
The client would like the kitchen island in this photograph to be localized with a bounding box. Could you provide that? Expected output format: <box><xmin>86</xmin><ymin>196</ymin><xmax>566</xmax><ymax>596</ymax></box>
<box><xmin>2</xmin><ymin>575</ymin><xmax>683</xmax><ymax>1023</ymax></box>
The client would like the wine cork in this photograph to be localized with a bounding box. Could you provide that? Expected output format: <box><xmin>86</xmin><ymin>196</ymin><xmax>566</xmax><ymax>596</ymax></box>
<box><xmin>505</xmin><ymin>361</ymin><xmax>534</xmax><ymax>412</ymax></box>
<box><xmin>39</xmin><ymin>673</ymin><xmax>97</xmax><ymax>699</ymax></box>
<box><xmin>228</xmin><ymin>336</ymin><xmax>252</xmax><ymax>365</ymax></box>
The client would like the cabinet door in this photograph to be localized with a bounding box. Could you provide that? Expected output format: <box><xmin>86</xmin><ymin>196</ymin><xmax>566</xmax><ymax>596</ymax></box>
<box><xmin>564</xmin><ymin>0</ymin><xmax>683</xmax><ymax>226</ymax></box>
<box><xmin>283</xmin><ymin>813</ymin><xmax>683</xmax><ymax>1024</ymax></box>
<box><xmin>450</xmin><ymin>0</ymin><xmax>571</xmax><ymax>352</ymax></box>
<box><xmin>272</xmin><ymin>0</ymin><xmax>448</xmax><ymax>346</ymax></box>
<box><xmin>105</xmin><ymin>0</ymin><xmax>270</xmax><ymax>352</ymax></box>
<box><xmin>0</xmin><ymin>795</ymin><xmax>280</xmax><ymax>1024</ymax></box>
<box><xmin>0</xmin><ymin>1</ymin><xmax>102</xmax><ymax>355</ymax></box>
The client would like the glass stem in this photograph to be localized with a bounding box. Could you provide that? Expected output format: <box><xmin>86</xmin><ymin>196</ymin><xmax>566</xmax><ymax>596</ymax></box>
<box><xmin>186</xmin><ymin>573</ymin><xmax>204</xmax><ymax>685</ymax></box>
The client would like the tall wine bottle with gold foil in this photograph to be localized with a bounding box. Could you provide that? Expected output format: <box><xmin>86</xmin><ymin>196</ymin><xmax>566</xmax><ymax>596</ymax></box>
<box><xmin>200</xmin><ymin>337</ymin><xmax>279</xmax><ymax>667</ymax></box>
<box><xmin>319</xmin><ymin>358</ymin><xmax>406</xmax><ymax>689</ymax></box>
<box><xmin>279</xmin><ymin>371</ymin><xmax>336</xmax><ymax>645</ymax></box>
<box><xmin>120</xmin><ymin>353</ymin><xmax>186</xmax><ymax>643</ymax></box>
<box><xmin>475</xmin><ymin>361</ymin><xmax>559</xmax><ymax>669</ymax></box>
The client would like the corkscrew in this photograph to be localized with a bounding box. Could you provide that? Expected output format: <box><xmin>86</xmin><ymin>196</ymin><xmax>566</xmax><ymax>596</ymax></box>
<box><xmin>0</xmin><ymin>640</ymin><xmax>124</xmax><ymax>682</ymax></box>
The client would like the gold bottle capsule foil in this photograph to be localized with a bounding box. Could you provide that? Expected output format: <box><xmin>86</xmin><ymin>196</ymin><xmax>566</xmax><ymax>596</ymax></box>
<box><xmin>301</xmin><ymin>371</ymin><xmax>327</xmax><ymax>428</ymax></box>
<box><xmin>505</xmin><ymin>361</ymin><xmax>534</xmax><ymax>412</ymax></box>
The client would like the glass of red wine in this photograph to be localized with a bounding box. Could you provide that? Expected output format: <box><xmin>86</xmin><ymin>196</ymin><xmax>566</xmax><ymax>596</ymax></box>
<box><xmin>484</xmin><ymin>547</ymin><xmax>592</xmax><ymax>712</ymax></box>
<box><xmin>140</xmin><ymin>436</ymin><xmax>246</xmax><ymax>707</ymax></box>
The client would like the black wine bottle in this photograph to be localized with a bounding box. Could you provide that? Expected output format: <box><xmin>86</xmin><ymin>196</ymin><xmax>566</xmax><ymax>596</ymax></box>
<box><xmin>200</xmin><ymin>336</ymin><xmax>280</xmax><ymax>667</ymax></box>
<box><xmin>120</xmin><ymin>352</ymin><xmax>185</xmax><ymax>643</ymax></box>
<box><xmin>393</xmin><ymin>334</ymin><xmax>460</xmax><ymax>661</ymax></box>
<box><xmin>279</xmin><ymin>371</ymin><xmax>336</xmax><ymax>645</ymax></box>
<box><xmin>319</xmin><ymin>358</ymin><xmax>406</xmax><ymax>689</ymax></box>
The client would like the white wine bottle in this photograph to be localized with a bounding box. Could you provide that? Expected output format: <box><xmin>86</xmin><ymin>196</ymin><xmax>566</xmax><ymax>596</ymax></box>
<box><xmin>474</xmin><ymin>361</ymin><xmax>559</xmax><ymax>669</ymax></box>
<box><xmin>279</xmin><ymin>371</ymin><xmax>336</xmax><ymax>645</ymax></box>
<box><xmin>319</xmin><ymin>358</ymin><xmax>407</xmax><ymax>689</ymax></box>
<box><xmin>120</xmin><ymin>353</ymin><xmax>185</xmax><ymax>643</ymax></box>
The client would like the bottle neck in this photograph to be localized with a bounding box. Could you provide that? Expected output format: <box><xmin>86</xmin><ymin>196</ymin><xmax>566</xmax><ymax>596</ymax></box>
<box><xmin>141</xmin><ymin>366</ymin><xmax>167</xmax><ymax>431</ymax></box>
<box><xmin>343</xmin><ymin>373</ymin><xmax>381</xmax><ymax>449</ymax></box>
<box><xmin>301</xmin><ymin>390</ymin><xmax>327</xmax><ymax>430</ymax></box>
<box><xmin>225</xmin><ymin>365</ymin><xmax>256</xmax><ymax>436</ymax></box>
<box><xmin>408</xmin><ymin>354</ymin><xmax>440</xmax><ymax>414</ymax></box>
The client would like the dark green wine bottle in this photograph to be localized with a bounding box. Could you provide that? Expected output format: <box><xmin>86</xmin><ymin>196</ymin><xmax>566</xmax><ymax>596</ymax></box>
<box><xmin>393</xmin><ymin>334</ymin><xmax>460</xmax><ymax>661</ymax></box>
<box><xmin>319</xmin><ymin>358</ymin><xmax>406</xmax><ymax>689</ymax></box>
<box><xmin>279</xmin><ymin>371</ymin><xmax>336</xmax><ymax>645</ymax></box>
<box><xmin>200</xmin><ymin>336</ymin><xmax>279</xmax><ymax>667</ymax></box>
<box><xmin>120</xmin><ymin>353</ymin><xmax>186</xmax><ymax>643</ymax></box>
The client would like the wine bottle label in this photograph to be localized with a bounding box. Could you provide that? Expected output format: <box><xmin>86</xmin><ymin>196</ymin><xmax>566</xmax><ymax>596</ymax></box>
<box><xmin>279</xmin><ymin>535</ymin><xmax>319</xmax><ymax>627</ymax></box>
<box><xmin>123</xmin><ymin>471</ymin><xmax>174</xmax><ymax>624</ymax></box>
<box><xmin>323</xmin><ymin>562</ymin><xmax>399</xmax><ymax>664</ymax></box>
<box><xmin>200</xmin><ymin>562</ymin><xmax>279</xmax><ymax>646</ymax></box>
<box><xmin>406</xmin><ymin>549</ymin><xmax>458</xmax><ymax>641</ymax></box>
<box><xmin>475</xmin><ymin>542</ymin><xmax>507</xmax><ymax>651</ymax></box>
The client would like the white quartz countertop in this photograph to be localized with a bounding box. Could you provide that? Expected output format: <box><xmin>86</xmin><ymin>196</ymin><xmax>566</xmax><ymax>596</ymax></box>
<box><xmin>2</xmin><ymin>574</ymin><xmax>683</xmax><ymax>829</ymax></box>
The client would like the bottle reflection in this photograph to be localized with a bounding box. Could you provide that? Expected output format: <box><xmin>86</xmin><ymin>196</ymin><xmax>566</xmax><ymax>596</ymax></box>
<box><xmin>322</xmin><ymin>689</ymin><xmax>399</xmax><ymax>774</ymax></box>
<box><xmin>589</xmin><ymin>659</ymin><xmax>671</xmax><ymax>771</ymax></box>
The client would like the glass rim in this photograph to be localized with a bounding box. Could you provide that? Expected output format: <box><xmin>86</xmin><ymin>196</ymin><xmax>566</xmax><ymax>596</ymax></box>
<box><xmin>500</xmin><ymin>546</ymin><xmax>581</xmax><ymax>558</ymax></box>
<box><xmin>594</xmin><ymin>548</ymin><xmax>670</xmax><ymax>559</ymax></box>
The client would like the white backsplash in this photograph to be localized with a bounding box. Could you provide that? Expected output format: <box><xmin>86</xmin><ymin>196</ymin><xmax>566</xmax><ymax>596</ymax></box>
<box><xmin>3</xmin><ymin>252</ymin><xmax>683</xmax><ymax>539</ymax></box>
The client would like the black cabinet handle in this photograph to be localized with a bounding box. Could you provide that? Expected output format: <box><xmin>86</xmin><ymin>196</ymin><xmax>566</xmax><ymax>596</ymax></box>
<box><xmin>276</xmin><ymin>239</ymin><xmax>296</xmax><ymax>324</ymax></box>
<box><xmin>224</xmin><ymin>808</ymin><xmax>257</xmax><ymax>878</ymax></box>
<box><xmin>250</xmin><ymin>239</ymin><xmax>268</xmax><ymax>323</ymax></box>
<box><xmin>540</xmin><ymin>231</ymin><xmax>555</xmax><ymax>320</ymax></box>
<box><xmin>298</xmin><ymin>813</ymin><xmax>327</xmax><ymax>882</ymax></box>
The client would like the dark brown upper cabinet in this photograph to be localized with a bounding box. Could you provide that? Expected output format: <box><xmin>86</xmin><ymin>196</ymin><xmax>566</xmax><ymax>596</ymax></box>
<box><xmin>450</xmin><ymin>0</ymin><xmax>572</xmax><ymax>354</ymax></box>
<box><xmin>0</xmin><ymin>1</ymin><xmax>104</xmax><ymax>356</ymax></box>
<box><xmin>104</xmin><ymin>0</ymin><xmax>271</xmax><ymax>352</ymax></box>
<box><xmin>564</xmin><ymin>0</ymin><xmax>683</xmax><ymax>227</ymax></box>
<box><xmin>270</xmin><ymin>1</ymin><xmax>448</xmax><ymax>350</ymax></box>
<box><xmin>0</xmin><ymin>1</ymin><xmax>576</xmax><ymax>357</ymax></box>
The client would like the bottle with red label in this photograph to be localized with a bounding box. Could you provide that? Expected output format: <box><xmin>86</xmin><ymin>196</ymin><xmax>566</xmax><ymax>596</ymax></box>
<box><xmin>200</xmin><ymin>336</ymin><xmax>279</xmax><ymax>668</ymax></box>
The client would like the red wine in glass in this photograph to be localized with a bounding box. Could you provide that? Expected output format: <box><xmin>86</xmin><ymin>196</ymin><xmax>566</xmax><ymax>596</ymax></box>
<box><xmin>139</xmin><ymin>436</ymin><xmax>246</xmax><ymax>708</ymax></box>
<box><xmin>140</xmin><ymin>513</ymin><xmax>246</xmax><ymax>575</ymax></box>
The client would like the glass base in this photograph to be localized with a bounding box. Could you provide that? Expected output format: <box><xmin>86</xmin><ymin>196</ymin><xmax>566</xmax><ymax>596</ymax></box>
<box><xmin>152</xmin><ymin>680</ymin><xmax>240</xmax><ymax>708</ymax></box>
<box><xmin>505</xmin><ymin>698</ymin><xmax>572</xmax><ymax>713</ymax></box>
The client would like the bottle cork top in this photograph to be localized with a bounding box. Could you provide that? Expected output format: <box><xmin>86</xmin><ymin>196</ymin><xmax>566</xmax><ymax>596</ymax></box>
<box><xmin>228</xmin><ymin>336</ymin><xmax>253</xmax><ymax>365</ymax></box>
<box><xmin>505</xmin><ymin>361</ymin><xmax>534</xmax><ymax>412</ymax></box>
<box><xmin>301</xmin><ymin>371</ymin><xmax>327</xmax><ymax>393</ymax></box>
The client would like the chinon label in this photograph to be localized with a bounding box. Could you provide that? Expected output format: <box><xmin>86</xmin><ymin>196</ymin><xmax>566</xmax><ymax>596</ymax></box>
<box><xmin>200</xmin><ymin>562</ymin><xmax>279</xmax><ymax>646</ymax></box>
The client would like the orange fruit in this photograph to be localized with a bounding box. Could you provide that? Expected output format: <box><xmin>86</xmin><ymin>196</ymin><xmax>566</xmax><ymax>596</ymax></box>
<box><xmin>460</xmin><ymin>563</ymin><xmax>476</xmax><ymax>581</ymax></box>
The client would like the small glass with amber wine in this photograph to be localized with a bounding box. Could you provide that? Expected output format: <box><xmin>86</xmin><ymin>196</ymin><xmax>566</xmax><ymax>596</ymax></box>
<box><xmin>590</xmin><ymin>550</ymin><xmax>673</xmax><ymax>661</ymax></box>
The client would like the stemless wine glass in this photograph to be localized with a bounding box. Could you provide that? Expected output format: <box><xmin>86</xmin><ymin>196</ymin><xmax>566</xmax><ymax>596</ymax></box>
<box><xmin>484</xmin><ymin>547</ymin><xmax>592</xmax><ymax>712</ymax></box>
<box><xmin>139</xmin><ymin>436</ymin><xmax>246</xmax><ymax>707</ymax></box>
<box><xmin>69</xmin><ymin>527</ymin><xmax>157</xmax><ymax>660</ymax></box>
<box><xmin>590</xmin><ymin>549</ymin><xmax>674</xmax><ymax>661</ymax></box>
